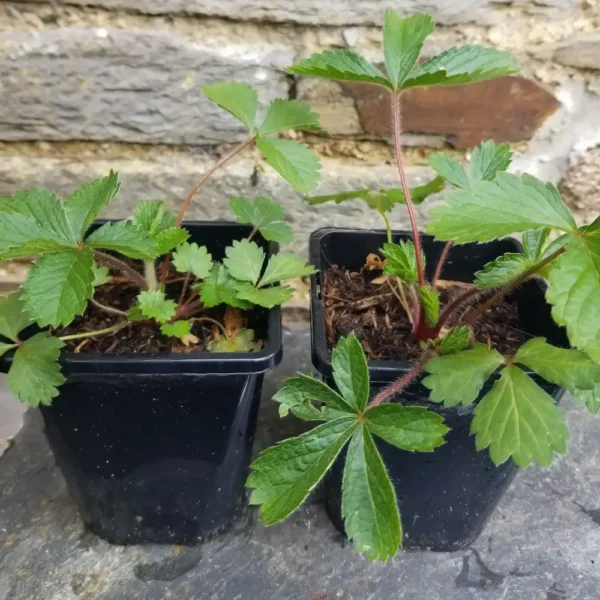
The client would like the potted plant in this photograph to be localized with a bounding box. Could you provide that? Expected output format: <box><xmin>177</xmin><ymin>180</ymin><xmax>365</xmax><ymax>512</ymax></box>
<box><xmin>247</xmin><ymin>10</ymin><xmax>600</xmax><ymax>560</ymax></box>
<box><xmin>0</xmin><ymin>85</ymin><xmax>322</xmax><ymax>544</ymax></box>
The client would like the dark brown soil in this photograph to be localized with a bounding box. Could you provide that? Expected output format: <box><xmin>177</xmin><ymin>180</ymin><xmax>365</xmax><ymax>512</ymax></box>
<box><xmin>56</xmin><ymin>262</ymin><xmax>267</xmax><ymax>355</ymax></box>
<box><xmin>323</xmin><ymin>265</ymin><xmax>524</xmax><ymax>361</ymax></box>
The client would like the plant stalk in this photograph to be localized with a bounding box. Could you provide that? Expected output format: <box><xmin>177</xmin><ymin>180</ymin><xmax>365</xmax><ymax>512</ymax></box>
<box><xmin>435</xmin><ymin>286</ymin><xmax>481</xmax><ymax>333</ymax></box>
<box><xmin>59</xmin><ymin>321</ymin><xmax>129</xmax><ymax>342</ymax></box>
<box><xmin>89</xmin><ymin>298</ymin><xmax>128</xmax><ymax>317</ymax></box>
<box><xmin>432</xmin><ymin>242</ymin><xmax>452</xmax><ymax>289</ymax></box>
<box><xmin>144</xmin><ymin>260</ymin><xmax>158</xmax><ymax>291</ymax></box>
<box><xmin>178</xmin><ymin>272</ymin><xmax>192</xmax><ymax>306</ymax></box>
<box><xmin>94</xmin><ymin>251</ymin><xmax>149</xmax><ymax>290</ymax></box>
<box><xmin>380</xmin><ymin>211</ymin><xmax>393</xmax><ymax>244</ymax></box>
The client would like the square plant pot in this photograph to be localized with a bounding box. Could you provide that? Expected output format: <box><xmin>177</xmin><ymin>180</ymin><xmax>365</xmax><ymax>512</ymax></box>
<box><xmin>309</xmin><ymin>227</ymin><xmax>567</xmax><ymax>551</ymax></box>
<box><xmin>1</xmin><ymin>222</ymin><xmax>282</xmax><ymax>545</ymax></box>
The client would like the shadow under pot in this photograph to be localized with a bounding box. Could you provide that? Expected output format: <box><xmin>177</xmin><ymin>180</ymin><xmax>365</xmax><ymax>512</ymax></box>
<box><xmin>309</xmin><ymin>227</ymin><xmax>567</xmax><ymax>552</ymax></box>
<box><xmin>0</xmin><ymin>222</ymin><xmax>283</xmax><ymax>545</ymax></box>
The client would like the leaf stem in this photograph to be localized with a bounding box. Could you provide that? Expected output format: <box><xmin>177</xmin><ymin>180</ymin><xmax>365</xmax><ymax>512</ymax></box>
<box><xmin>190</xmin><ymin>317</ymin><xmax>227</xmax><ymax>337</ymax></box>
<box><xmin>144</xmin><ymin>260</ymin><xmax>158</xmax><ymax>291</ymax></box>
<box><xmin>178</xmin><ymin>272</ymin><xmax>192</xmax><ymax>306</ymax></box>
<box><xmin>435</xmin><ymin>286</ymin><xmax>481</xmax><ymax>332</ymax></box>
<box><xmin>94</xmin><ymin>251</ymin><xmax>149</xmax><ymax>290</ymax></box>
<box><xmin>389</xmin><ymin>278</ymin><xmax>413</xmax><ymax>326</ymax></box>
<box><xmin>59</xmin><ymin>321</ymin><xmax>129</xmax><ymax>342</ymax></box>
<box><xmin>380</xmin><ymin>211</ymin><xmax>392</xmax><ymax>244</ymax></box>
<box><xmin>89</xmin><ymin>298</ymin><xmax>128</xmax><ymax>317</ymax></box>
<box><xmin>432</xmin><ymin>242</ymin><xmax>452</xmax><ymax>289</ymax></box>
<box><xmin>247</xmin><ymin>226</ymin><xmax>259</xmax><ymax>241</ymax></box>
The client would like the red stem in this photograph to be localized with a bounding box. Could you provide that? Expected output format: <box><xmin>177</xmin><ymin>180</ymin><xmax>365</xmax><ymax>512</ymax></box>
<box><xmin>178</xmin><ymin>273</ymin><xmax>191</xmax><ymax>306</ymax></box>
<box><xmin>432</xmin><ymin>242</ymin><xmax>453</xmax><ymax>289</ymax></box>
<box><xmin>435</xmin><ymin>286</ymin><xmax>481</xmax><ymax>333</ymax></box>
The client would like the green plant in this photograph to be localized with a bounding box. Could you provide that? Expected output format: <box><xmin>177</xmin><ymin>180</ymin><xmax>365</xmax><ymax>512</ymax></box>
<box><xmin>0</xmin><ymin>88</ymin><xmax>323</xmax><ymax>407</ymax></box>
<box><xmin>248</xmin><ymin>9</ymin><xmax>600</xmax><ymax>560</ymax></box>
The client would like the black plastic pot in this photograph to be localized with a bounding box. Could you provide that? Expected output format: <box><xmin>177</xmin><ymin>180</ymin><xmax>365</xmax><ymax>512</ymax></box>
<box><xmin>310</xmin><ymin>228</ymin><xmax>568</xmax><ymax>552</ymax></box>
<box><xmin>2</xmin><ymin>222</ymin><xmax>282</xmax><ymax>545</ymax></box>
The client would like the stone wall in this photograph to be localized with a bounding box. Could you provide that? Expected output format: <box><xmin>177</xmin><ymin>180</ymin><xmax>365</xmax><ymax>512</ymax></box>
<box><xmin>0</xmin><ymin>0</ymin><xmax>599</xmax><ymax>257</ymax></box>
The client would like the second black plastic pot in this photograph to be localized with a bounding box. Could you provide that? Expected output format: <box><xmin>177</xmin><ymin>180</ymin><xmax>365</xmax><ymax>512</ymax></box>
<box><xmin>310</xmin><ymin>228</ymin><xmax>568</xmax><ymax>552</ymax></box>
<box><xmin>1</xmin><ymin>222</ymin><xmax>282</xmax><ymax>545</ymax></box>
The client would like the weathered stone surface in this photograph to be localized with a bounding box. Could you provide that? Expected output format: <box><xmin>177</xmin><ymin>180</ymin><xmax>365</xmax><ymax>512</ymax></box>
<box><xmin>0</xmin><ymin>375</ymin><xmax>27</xmax><ymax>458</ymax></box>
<box><xmin>1</xmin><ymin>326</ymin><xmax>600</xmax><ymax>600</ymax></box>
<box><xmin>559</xmin><ymin>146</ymin><xmax>600</xmax><ymax>223</ymax></box>
<box><xmin>7</xmin><ymin>0</ymin><xmax>580</xmax><ymax>25</ymax></box>
<box><xmin>554</xmin><ymin>34</ymin><xmax>600</xmax><ymax>70</ymax></box>
<box><xmin>0</xmin><ymin>29</ymin><xmax>292</xmax><ymax>144</ymax></box>
<box><xmin>0</xmin><ymin>152</ymin><xmax>438</xmax><ymax>255</ymax></box>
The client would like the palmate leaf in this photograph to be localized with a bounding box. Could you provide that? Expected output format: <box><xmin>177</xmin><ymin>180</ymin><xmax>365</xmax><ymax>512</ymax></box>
<box><xmin>85</xmin><ymin>221</ymin><xmax>158</xmax><ymax>259</ymax></box>
<box><xmin>91</xmin><ymin>262</ymin><xmax>112</xmax><ymax>287</ymax></box>
<box><xmin>202</xmin><ymin>82</ymin><xmax>258</xmax><ymax>133</ymax></box>
<box><xmin>247</xmin><ymin>417</ymin><xmax>358</xmax><ymax>524</ymax></box>
<box><xmin>22</xmin><ymin>249</ymin><xmax>95</xmax><ymax>327</ymax></box>
<box><xmin>207</xmin><ymin>328</ymin><xmax>261</xmax><ymax>353</ymax></box>
<box><xmin>0</xmin><ymin>292</ymin><xmax>33</xmax><ymax>342</ymax></box>
<box><xmin>223</xmin><ymin>239</ymin><xmax>265</xmax><ymax>286</ymax></box>
<box><xmin>342</xmin><ymin>425</ymin><xmax>400</xmax><ymax>562</ymax></box>
<box><xmin>427</xmin><ymin>172</ymin><xmax>577</xmax><ymax>243</ymax></box>
<box><xmin>172</xmin><ymin>242</ymin><xmax>213</xmax><ymax>279</ymax></box>
<box><xmin>472</xmin><ymin>365</ymin><xmax>568</xmax><ymax>468</ymax></box>
<box><xmin>259</xmin><ymin>99</ymin><xmax>322</xmax><ymax>136</ymax></box>
<box><xmin>573</xmin><ymin>384</ymin><xmax>600</xmax><ymax>415</ymax></box>
<box><xmin>288</xmin><ymin>49</ymin><xmax>391</xmax><ymax>88</ymax></box>
<box><xmin>258</xmin><ymin>253</ymin><xmax>316</xmax><ymax>287</ymax></box>
<box><xmin>523</xmin><ymin>228</ymin><xmax>551</xmax><ymax>260</ymax></box>
<box><xmin>7</xmin><ymin>332</ymin><xmax>65</xmax><ymax>407</ymax></box>
<box><xmin>402</xmin><ymin>45</ymin><xmax>519</xmax><ymax>89</ymax></box>
<box><xmin>332</xmin><ymin>332</ymin><xmax>369</xmax><ymax>413</ymax></box>
<box><xmin>547</xmin><ymin>233</ymin><xmax>600</xmax><ymax>363</ymax></box>
<box><xmin>235</xmin><ymin>283</ymin><xmax>294</xmax><ymax>308</ymax></box>
<box><xmin>383</xmin><ymin>11</ymin><xmax>434</xmax><ymax>89</ymax></box>
<box><xmin>199</xmin><ymin>263</ymin><xmax>252</xmax><ymax>309</ymax></box>
<box><xmin>132</xmin><ymin>200</ymin><xmax>189</xmax><ymax>254</ymax></box>
<box><xmin>381</xmin><ymin>240</ymin><xmax>420</xmax><ymax>283</ymax></box>
<box><xmin>137</xmin><ymin>290</ymin><xmax>177</xmax><ymax>324</ymax></box>
<box><xmin>257</xmin><ymin>137</ymin><xmax>321</xmax><ymax>193</ymax></box>
<box><xmin>429</xmin><ymin>154</ymin><xmax>470</xmax><ymax>190</ymax></box>
<box><xmin>229</xmin><ymin>197</ymin><xmax>293</xmax><ymax>244</ymax></box>
<box><xmin>474</xmin><ymin>253</ymin><xmax>534</xmax><ymax>289</ymax></box>
<box><xmin>435</xmin><ymin>326</ymin><xmax>471</xmax><ymax>356</ymax></box>
<box><xmin>160</xmin><ymin>320</ymin><xmax>191</xmax><ymax>339</ymax></box>
<box><xmin>470</xmin><ymin>141</ymin><xmax>513</xmax><ymax>182</ymax></box>
<box><xmin>419</xmin><ymin>285</ymin><xmax>440</xmax><ymax>326</ymax></box>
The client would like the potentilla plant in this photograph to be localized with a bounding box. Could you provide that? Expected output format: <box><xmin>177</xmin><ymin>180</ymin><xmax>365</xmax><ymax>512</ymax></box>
<box><xmin>0</xmin><ymin>86</ymin><xmax>324</xmax><ymax>407</ymax></box>
<box><xmin>248</xmin><ymin>10</ymin><xmax>600</xmax><ymax>561</ymax></box>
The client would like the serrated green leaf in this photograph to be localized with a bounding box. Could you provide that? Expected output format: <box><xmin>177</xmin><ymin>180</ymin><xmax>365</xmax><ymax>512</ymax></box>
<box><xmin>384</xmin><ymin>11</ymin><xmax>434</xmax><ymax>90</ymax></box>
<box><xmin>259</xmin><ymin>99</ymin><xmax>322</xmax><ymax>136</ymax></box>
<box><xmin>523</xmin><ymin>228</ymin><xmax>551</xmax><ymax>260</ymax></box>
<box><xmin>64</xmin><ymin>171</ymin><xmax>120</xmax><ymax>239</ymax></box>
<box><xmin>207</xmin><ymin>328</ymin><xmax>261</xmax><ymax>353</ymax></box>
<box><xmin>515</xmin><ymin>337</ymin><xmax>600</xmax><ymax>394</ymax></box>
<box><xmin>573</xmin><ymin>384</ymin><xmax>600</xmax><ymax>415</ymax></box>
<box><xmin>365</xmin><ymin>404</ymin><xmax>448</xmax><ymax>452</ymax></box>
<box><xmin>153</xmin><ymin>228</ymin><xmax>190</xmax><ymax>255</ymax></box>
<box><xmin>342</xmin><ymin>425</ymin><xmax>401</xmax><ymax>561</ymax></box>
<box><xmin>172</xmin><ymin>242</ymin><xmax>213</xmax><ymax>279</ymax></box>
<box><xmin>435</xmin><ymin>326</ymin><xmax>471</xmax><ymax>356</ymax></box>
<box><xmin>0</xmin><ymin>341</ymin><xmax>16</xmax><ymax>358</ymax></box>
<box><xmin>223</xmin><ymin>239</ymin><xmax>265</xmax><ymax>286</ymax></box>
<box><xmin>137</xmin><ymin>290</ymin><xmax>177</xmax><ymax>324</ymax></box>
<box><xmin>422</xmin><ymin>344</ymin><xmax>504</xmax><ymax>407</ymax></box>
<box><xmin>288</xmin><ymin>49</ymin><xmax>391</xmax><ymax>88</ymax></box>
<box><xmin>22</xmin><ymin>249</ymin><xmax>94</xmax><ymax>327</ymax></box>
<box><xmin>331</xmin><ymin>332</ymin><xmax>369</xmax><ymax>413</ymax></box>
<box><xmin>419</xmin><ymin>285</ymin><xmax>440</xmax><ymax>326</ymax></box>
<box><xmin>472</xmin><ymin>365</ymin><xmax>568</xmax><ymax>468</ymax></box>
<box><xmin>405</xmin><ymin>176</ymin><xmax>446</xmax><ymax>203</ymax></box>
<box><xmin>429</xmin><ymin>154</ymin><xmax>470</xmax><ymax>190</ymax></box>
<box><xmin>199</xmin><ymin>263</ymin><xmax>252</xmax><ymax>309</ymax></box>
<box><xmin>7</xmin><ymin>332</ymin><xmax>65</xmax><ymax>407</ymax></box>
<box><xmin>258</xmin><ymin>253</ymin><xmax>316</xmax><ymax>287</ymax></box>
<box><xmin>272</xmin><ymin>379</ymin><xmax>349</xmax><ymax>422</ymax></box>
<box><xmin>474</xmin><ymin>253</ymin><xmax>534</xmax><ymax>289</ymax></box>
<box><xmin>381</xmin><ymin>240</ymin><xmax>421</xmax><ymax>283</ymax></box>
<box><xmin>0</xmin><ymin>292</ymin><xmax>33</xmax><ymax>342</ymax></box>
<box><xmin>131</xmin><ymin>200</ymin><xmax>176</xmax><ymax>235</ymax></box>
<box><xmin>257</xmin><ymin>137</ymin><xmax>321</xmax><ymax>193</ymax></box>
<box><xmin>427</xmin><ymin>172</ymin><xmax>577</xmax><ymax>243</ymax></box>
<box><xmin>85</xmin><ymin>221</ymin><xmax>158</xmax><ymax>259</ymax></box>
<box><xmin>402</xmin><ymin>45</ymin><xmax>519</xmax><ymax>89</ymax></box>
<box><xmin>160</xmin><ymin>320</ymin><xmax>191</xmax><ymax>339</ymax></box>
<box><xmin>547</xmin><ymin>234</ymin><xmax>600</xmax><ymax>363</ymax></box>
<box><xmin>91</xmin><ymin>262</ymin><xmax>112</xmax><ymax>287</ymax></box>
<box><xmin>247</xmin><ymin>417</ymin><xmax>358</xmax><ymax>524</ymax></box>
<box><xmin>202</xmin><ymin>82</ymin><xmax>258</xmax><ymax>133</ymax></box>
<box><xmin>229</xmin><ymin>196</ymin><xmax>294</xmax><ymax>244</ymax></box>
<box><xmin>470</xmin><ymin>141</ymin><xmax>512</xmax><ymax>182</ymax></box>
<box><xmin>235</xmin><ymin>283</ymin><xmax>294</xmax><ymax>308</ymax></box>
<box><xmin>308</xmin><ymin>189</ymin><xmax>370</xmax><ymax>206</ymax></box>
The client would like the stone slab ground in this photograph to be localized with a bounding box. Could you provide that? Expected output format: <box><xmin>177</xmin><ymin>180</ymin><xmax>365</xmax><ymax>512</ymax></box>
<box><xmin>0</xmin><ymin>325</ymin><xmax>599</xmax><ymax>600</ymax></box>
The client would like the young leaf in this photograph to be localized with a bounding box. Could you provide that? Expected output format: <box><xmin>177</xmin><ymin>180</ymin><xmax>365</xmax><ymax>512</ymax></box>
<box><xmin>259</xmin><ymin>99</ymin><xmax>322</xmax><ymax>136</ymax></box>
<box><xmin>154</xmin><ymin>228</ymin><xmax>190</xmax><ymax>255</ymax></box>
<box><xmin>172</xmin><ymin>242</ymin><xmax>213</xmax><ymax>279</ymax></box>
<box><xmin>427</xmin><ymin>173</ymin><xmax>577</xmax><ymax>243</ymax></box>
<box><xmin>160</xmin><ymin>320</ymin><xmax>191</xmax><ymax>339</ymax></box>
<box><xmin>381</xmin><ymin>241</ymin><xmax>420</xmax><ymax>283</ymax></box>
<box><xmin>247</xmin><ymin>417</ymin><xmax>359</xmax><ymax>524</ymax></box>
<box><xmin>229</xmin><ymin>197</ymin><xmax>293</xmax><ymax>244</ymax></box>
<box><xmin>435</xmin><ymin>326</ymin><xmax>471</xmax><ymax>356</ymax></box>
<box><xmin>85</xmin><ymin>221</ymin><xmax>158</xmax><ymax>259</ymax></box>
<box><xmin>287</xmin><ymin>50</ymin><xmax>391</xmax><ymax>88</ymax></box>
<box><xmin>91</xmin><ymin>262</ymin><xmax>112</xmax><ymax>287</ymax></box>
<box><xmin>64</xmin><ymin>171</ymin><xmax>120</xmax><ymax>239</ymax></box>
<box><xmin>331</xmin><ymin>332</ymin><xmax>369</xmax><ymax>413</ymax></box>
<box><xmin>137</xmin><ymin>290</ymin><xmax>177</xmax><ymax>323</ymax></box>
<box><xmin>199</xmin><ymin>263</ymin><xmax>252</xmax><ymax>309</ymax></box>
<box><xmin>342</xmin><ymin>425</ymin><xmax>401</xmax><ymax>561</ymax></box>
<box><xmin>0</xmin><ymin>292</ymin><xmax>33</xmax><ymax>342</ymax></box>
<box><xmin>365</xmin><ymin>404</ymin><xmax>448</xmax><ymax>452</ymax></box>
<box><xmin>257</xmin><ymin>137</ymin><xmax>321</xmax><ymax>193</ymax></box>
<box><xmin>402</xmin><ymin>45</ymin><xmax>519</xmax><ymax>89</ymax></box>
<box><xmin>422</xmin><ymin>344</ymin><xmax>504</xmax><ymax>407</ymax></box>
<box><xmin>258</xmin><ymin>253</ymin><xmax>316</xmax><ymax>287</ymax></box>
<box><xmin>573</xmin><ymin>385</ymin><xmax>600</xmax><ymax>415</ymax></box>
<box><xmin>547</xmin><ymin>234</ymin><xmax>600</xmax><ymax>363</ymax></box>
<box><xmin>223</xmin><ymin>239</ymin><xmax>265</xmax><ymax>286</ymax></box>
<box><xmin>472</xmin><ymin>365</ymin><xmax>569</xmax><ymax>468</ymax></box>
<box><xmin>7</xmin><ymin>332</ymin><xmax>65</xmax><ymax>407</ymax></box>
<box><xmin>474</xmin><ymin>253</ymin><xmax>534</xmax><ymax>289</ymax></box>
<box><xmin>202</xmin><ymin>82</ymin><xmax>258</xmax><ymax>133</ymax></box>
<box><xmin>470</xmin><ymin>141</ymin><xmax>512</xmax><ymax>182</ymax></box>
<box><xmin>514</xmin><ymin>337</ymin><xmax>600</xmax><ymax>394</ymax></box>
<box><xmin>383</xmin><ymin>11</ymin><xmax>434</xmax><ymax>90</ymax></box>
<box><xmin>523</xmin><ymin>228</ymin><xmax>551</xmax><ymax>260</ymax></box>
<box><xmin>235</xmin><ymin>283</ymin><xmax>294</xmax><ymax>308</ymax></box>
<box><xmin>0</xmin><ymin>342</ymin><xmax>16</xmax><ymax>358</ymax></box>
<box><xmin>22</xmin><ymin>249</ymin><xmax>95</xmax><ymax>327</ymax></box>
<box><xmin>429</xmin><ymin>154</ymin><xmax>470</xmax><ymax>190</ymax></box>
<box><xmin>419</xmin><ymin>285</ymin><xmax>440</xmax><ymax>326</ymax></box>
<box><xmin>132</xmin><ymin>201</ymin><xmax>189</xmax><ymax>255</ymax></box>
<box><xmin>207</xmin><ymin>328</ymin><xmax>261</xmax><ymax>353</ymax></box>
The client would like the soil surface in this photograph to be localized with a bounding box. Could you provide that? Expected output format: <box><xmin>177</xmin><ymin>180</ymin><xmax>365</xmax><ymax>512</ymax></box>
<box><xmin>323</xmin><ymin>265</ymin><xmax>524</xmax><ymax>361</ymax></box>
<box><xmin>56</xmin><ymin>262</ymin><xmax>267</xmax><ymax>355</ymax></box>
